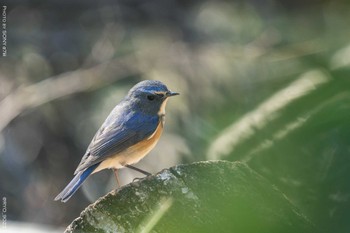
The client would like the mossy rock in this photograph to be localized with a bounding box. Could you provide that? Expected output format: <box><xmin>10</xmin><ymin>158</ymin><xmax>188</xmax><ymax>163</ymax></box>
<box><xmin>65</xmin><ymin>161</ymin><xmax>315</xmax><ymax>233</ymax></box>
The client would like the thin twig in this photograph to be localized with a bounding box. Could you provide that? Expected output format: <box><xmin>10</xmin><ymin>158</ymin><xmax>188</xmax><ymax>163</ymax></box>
<box><xmin>0</xmin><ymin>58</ymin><xmax>139</xmax><ymax>132</ymax></box>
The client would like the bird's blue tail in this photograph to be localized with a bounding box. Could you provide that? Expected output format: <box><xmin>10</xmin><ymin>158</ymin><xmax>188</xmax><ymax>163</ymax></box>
<box><xmin>54</xmin><ymin>163</ymin><xmax>99</xmax><ymax>202</ymax></box>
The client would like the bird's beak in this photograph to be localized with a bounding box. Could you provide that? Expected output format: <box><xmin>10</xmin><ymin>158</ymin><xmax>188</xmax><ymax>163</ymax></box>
<box><xmin>166</xmin><ymin>91</ymin><xmax>179</xmax><ymax>97</ymax></box>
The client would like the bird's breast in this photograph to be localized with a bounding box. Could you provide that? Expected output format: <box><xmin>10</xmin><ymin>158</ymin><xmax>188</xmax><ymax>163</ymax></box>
<box><xmin>93</xmin><ymin>121</ymin><xmax>164</xmax><ymax>173</ymax></box>
<box><xmin>124</xmin><ymin>121</ymin><xmax>163</xmax><ymax>160</ymax></box>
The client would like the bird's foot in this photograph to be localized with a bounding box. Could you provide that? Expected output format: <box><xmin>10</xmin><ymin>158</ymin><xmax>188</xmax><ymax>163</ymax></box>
<box><xmin>132</xmin><ymin>177</ymin><xmax>144</xmax><ymax>183</ymax></box>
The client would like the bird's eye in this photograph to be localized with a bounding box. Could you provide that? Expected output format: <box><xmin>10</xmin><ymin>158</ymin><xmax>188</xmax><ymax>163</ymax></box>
<box><xmin>156</xmin><ymin>93</ymin><xmax>164</xmax><ymax>98</ymax></box>
<box><xmin>147</xmin><ymin>95</ymin><xmax>155</xmax><ymax>101</ymax></box>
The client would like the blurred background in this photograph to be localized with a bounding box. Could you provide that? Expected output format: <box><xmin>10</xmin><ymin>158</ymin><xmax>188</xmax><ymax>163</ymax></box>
<box><xmin>1</xmin><ymin>0</ymin><xmax>350</xmax><ymax>232</ymax></box>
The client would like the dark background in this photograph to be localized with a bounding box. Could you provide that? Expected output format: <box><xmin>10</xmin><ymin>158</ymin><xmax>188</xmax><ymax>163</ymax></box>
<box><xmin>0</xmin><ymin>0</ymin><xmax>350</xmax><ymax>232</ymax></box>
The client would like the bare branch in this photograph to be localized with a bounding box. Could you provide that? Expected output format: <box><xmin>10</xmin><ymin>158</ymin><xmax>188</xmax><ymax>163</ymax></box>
<box><xmin>0</xmin><ymin>58</ymin><xmax>140</xmax><ymax>132</ymax></box>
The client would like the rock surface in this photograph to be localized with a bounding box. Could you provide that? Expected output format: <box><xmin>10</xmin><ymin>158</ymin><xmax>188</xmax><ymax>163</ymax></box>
<box><xmin>65</xmin><ymin>161</ymin><xmax>315</xmax><ymax>233</ymax></box>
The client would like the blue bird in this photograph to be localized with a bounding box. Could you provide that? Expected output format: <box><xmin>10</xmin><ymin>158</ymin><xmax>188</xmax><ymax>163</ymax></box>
<box><xmin>55</xmin><ymin>80</ymin><xmax>179</xmax><ymax>202</ymax></box>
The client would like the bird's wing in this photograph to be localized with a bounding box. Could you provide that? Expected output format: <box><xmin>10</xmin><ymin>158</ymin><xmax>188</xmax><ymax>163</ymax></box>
<box><xmin>74</xmin><ymin>111</ymin><xmax>159</xmax><ymax>174</ymax></box>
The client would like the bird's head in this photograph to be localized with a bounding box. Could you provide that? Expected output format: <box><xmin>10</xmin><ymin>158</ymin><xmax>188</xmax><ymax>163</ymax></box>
<box><xmin>126</xmin><ymin>80</ymin><xmax>179</xmax><ymax>115</ymax></box>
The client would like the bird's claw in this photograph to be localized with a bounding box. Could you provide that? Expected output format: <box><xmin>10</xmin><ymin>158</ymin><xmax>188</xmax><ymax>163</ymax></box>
<box><xmin>132</xmin><ymin>177</ymin><xmax>143</xmax><ymax>182</ymax></box>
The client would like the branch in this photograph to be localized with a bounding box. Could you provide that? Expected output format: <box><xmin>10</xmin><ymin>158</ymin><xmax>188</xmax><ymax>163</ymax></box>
<box><xmin>0</xmin><ymin>58</ymin><xmax>139</xmax><ymax>132</ymax></box>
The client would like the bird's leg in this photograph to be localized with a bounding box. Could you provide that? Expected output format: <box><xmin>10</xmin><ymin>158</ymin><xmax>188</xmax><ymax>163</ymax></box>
<box><xmin>113</xmin><ymin>168</ymin><xmax>121</xmax><ymax>187</ymax></box>
<box><xmin>125</xmin><ymin>165</ymin><xmax>151</xmax><ymax>176</ymax></box>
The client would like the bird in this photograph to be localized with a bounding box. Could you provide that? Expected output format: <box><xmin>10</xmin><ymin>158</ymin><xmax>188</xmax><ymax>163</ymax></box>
<box><xmin>54</xmin><ymin>80</ymin><xmax>179</xmax><ymax>202</ymax></box>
